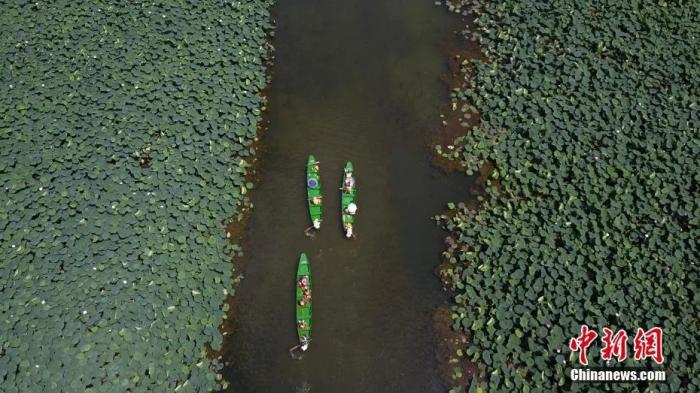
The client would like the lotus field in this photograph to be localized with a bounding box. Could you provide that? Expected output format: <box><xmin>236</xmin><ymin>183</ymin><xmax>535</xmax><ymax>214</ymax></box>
<box><xmin>1</xmin><ymin>1</ymin><xmax>272</xmax><ymax>391</ymax></box>
<box><xmin>439</xmin><ymin>0</ymin><xmax>698</xmax><ymax>392</ymax></box>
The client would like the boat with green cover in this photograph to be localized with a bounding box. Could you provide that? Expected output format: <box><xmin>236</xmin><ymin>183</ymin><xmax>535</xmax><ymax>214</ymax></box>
<box><xmin>295</xmin><ymin>253</ymin><xmax>312</xmax><ymax>351</ymax></box>
<box><xmin>306</xmin><ymin>155</ymin><xmax>322</xmax><ymax>229</ymax></box>
<box><xmin>341</xmin><ymin>161</ymin><xmax>357</xmax><ymax>238</ymax></box>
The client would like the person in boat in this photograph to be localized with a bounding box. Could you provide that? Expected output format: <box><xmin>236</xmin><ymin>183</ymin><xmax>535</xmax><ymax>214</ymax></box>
<box><xmin>305</xmin><ymin>219</ymin><xmax>321</xmax><ymax>235</ymax></box>
<box><xmin>312</xmin><ymin>161</ymin><xmax>320</xmax><ymax>172</ymax></box>
<box><xmin>299</xmin><ymin>289</ymin><xmax>311</xmax><ymax>306</ymax></box>
<box><xmin>299</xmin><ymin>276</ymin><xmax>309</xmax><ymax>289</ymax></box>
<box><xmin>345</xmin><ymin>202</ymin><xmax>358</xmax><ymax>216</ymax></box>
<box><xmin>297</xmin><ymin>320</ymin><xmax>307</xmax><ymax>329</ymax></box>
<box><xmin>344</xmin><ymin>223</ymin><xmax>353</xmax><ymax>238</ymax></box>
<box><xmin>289</xmin><ymin>335</ymin><xmax>311</xmax><ymax>355</ymax></box>
<box><xmin>310</xmin><ymin>195</ymin><xmax>322</xmax><ymax>205</ymax></box>
<box><xmin>300</xmin><ymin>336</ymin><xmax>310</xmax><ymax>351</ymax></box>
<box><xmin>343</xmin><ymin>172</ymin><xmax>355</xmax><ymax>193</ymax></box>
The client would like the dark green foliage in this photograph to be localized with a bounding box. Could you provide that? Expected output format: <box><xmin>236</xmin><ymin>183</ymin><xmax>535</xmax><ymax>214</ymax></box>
<box><xmin>0</xmin><ymin>1</ymin><xmax>272</xmax><ymax>391</ymax></box>
<box><xmin>440</xmin><ymin>0</ymin><xmax>699</xmax><ymax>391</ymax></box>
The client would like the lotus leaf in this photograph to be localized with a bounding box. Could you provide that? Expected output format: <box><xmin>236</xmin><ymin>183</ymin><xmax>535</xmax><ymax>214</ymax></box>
<box><xmin>0</xmin><ymin>1</ymin><xmax>272</xmax><ymax>391</ymax></box>
<box><xmin>440</xmin><ymin>0</ymin><xmax>698</xmax><ymax>391</ymax></box>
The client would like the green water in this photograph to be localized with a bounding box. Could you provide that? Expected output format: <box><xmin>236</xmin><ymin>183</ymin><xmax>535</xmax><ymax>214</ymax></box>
<box><xmin>221</xmin><ymin>1</ymin><xmax>470</xmax><ymax>391</ymax></box>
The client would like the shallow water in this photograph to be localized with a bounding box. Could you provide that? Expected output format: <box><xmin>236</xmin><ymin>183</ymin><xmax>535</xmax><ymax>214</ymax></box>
<box><xmin>221</xmin><ymin>1</ymin><xmax>472</xmax><ymax>391</ymax></box>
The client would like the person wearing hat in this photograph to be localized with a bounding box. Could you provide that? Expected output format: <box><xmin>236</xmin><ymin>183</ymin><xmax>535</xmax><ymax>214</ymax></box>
<box><xmin>345</xmin><ymin>202</ymin><xmax>357</xmax><ymax>215</ymax></box>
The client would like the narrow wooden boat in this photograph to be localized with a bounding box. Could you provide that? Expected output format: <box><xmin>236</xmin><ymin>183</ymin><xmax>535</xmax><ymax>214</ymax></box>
<box><xmin>340</xmin><ymin>161</ymin><xmax>356</xmax><ymax>238</ymax></box>
<box><xmin>306</xmin><ymin>155</ymin><xmax>322</xmax><ymax>229</ymax></box>
<box><xmin>295</xmin><ymin>253</ymin><xmax>312</xmax><ymax>351</ymax></box>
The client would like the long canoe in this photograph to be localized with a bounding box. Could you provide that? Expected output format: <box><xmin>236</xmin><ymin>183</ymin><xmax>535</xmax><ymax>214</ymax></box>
<box><xmin>296</xmin><ymin>253</ymin><xmax>312</xmax><ymax>350</ymax></box>
<box><xmin>306</xmin><ymin>155</ymin><xmax>322</xmax><ymax>229</ymax></box>
<box><xmin>341</xmin><ymin>161</ymin><xmax>356</xmax><ymax>238</ymax></box>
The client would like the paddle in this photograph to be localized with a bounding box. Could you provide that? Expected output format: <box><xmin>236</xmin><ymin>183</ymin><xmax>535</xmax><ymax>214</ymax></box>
<box><xmin>288</xmin><ymin>344</ymin><xmax>302</xmax><ymax>354</ymax></box>
<box><xmin>303</xmin><ymin>226</ymin><xmax>316</xmax><ymax>237</ymax></box>
<box><xmin>288</xmin><ymin>339</ymin><xmax>312</xmax><ymax>359</ymax></box>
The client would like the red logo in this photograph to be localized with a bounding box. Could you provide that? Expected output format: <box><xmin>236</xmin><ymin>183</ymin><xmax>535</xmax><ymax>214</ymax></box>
<box><xmin>601</xmin><ymin>328</ymin><xmax>628</xmax><ymax>362</ymax></box>
<box><xmin>569</xmin><ymin>325</ymin><xmax>598</xmax><ymax>366</ymax></box>
<box><xmin>569</xmin><ymin>326</ymin><xmax>664</xmax><ymax>366</ymax></box>
<box><xmin>633</xmin><ymin>327</ymin><xmax>665</xmax><ymax>365</ymax></box>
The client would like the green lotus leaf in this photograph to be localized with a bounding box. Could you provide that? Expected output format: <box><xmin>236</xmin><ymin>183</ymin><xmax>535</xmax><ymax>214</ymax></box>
<box><xmin>438</xmin><ymin>0</ymin><xmax>698</xmax><ymax>390</ymax></box>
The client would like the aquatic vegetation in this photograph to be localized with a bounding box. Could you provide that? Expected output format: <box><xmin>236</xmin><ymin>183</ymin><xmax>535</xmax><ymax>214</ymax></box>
<box><xmin>0</xmin><ymin>1</ymin><xmax>272</xmax><ymax>391</ymax></box>
<box><xmin>439</xmin><ymin>0</ymin><xmax>698</xmax><ymax>391</ymax></box>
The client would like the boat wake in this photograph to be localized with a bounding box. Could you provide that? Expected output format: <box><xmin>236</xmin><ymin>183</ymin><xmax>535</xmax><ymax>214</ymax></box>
<box><xmin>295</xmin><ymin>381</ymin><xmax>312</xmax><ymax>393</ymax></box>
